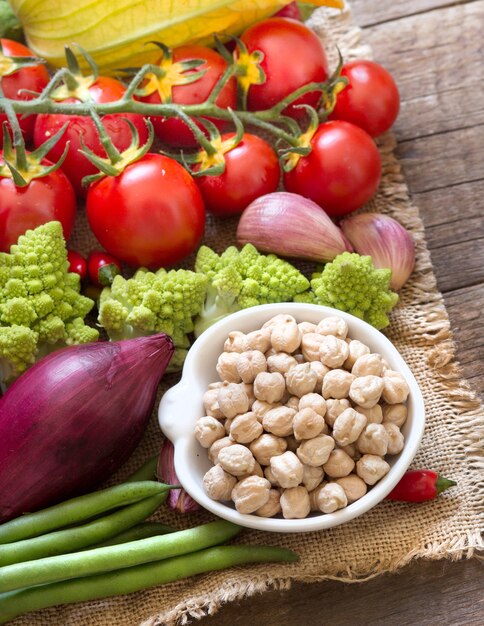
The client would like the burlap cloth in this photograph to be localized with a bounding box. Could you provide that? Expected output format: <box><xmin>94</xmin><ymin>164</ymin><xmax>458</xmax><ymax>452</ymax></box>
<box><xmin>12</xmin><ymin>4</ymin><xmax>483</xmax><ymax>625</ymax></box>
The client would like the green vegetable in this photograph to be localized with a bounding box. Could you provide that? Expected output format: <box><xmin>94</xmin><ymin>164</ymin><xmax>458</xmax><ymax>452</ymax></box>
<box><xmin>0</xmin><ymin>544</ymin><xmax>298</xmax><ymax>622</ymax></box>
<box><xmin>194</xmin><ymin>243</ymin><xmax>310</xmax><ymax>336</ymax></box>
<box><xmin>0</xmin><ymin>222</ymin><xmax>99</xmax><ymax>384</ymax></box>
<box><xmin>0</xmin><ymin>1</ymin><xmax>23</xmax><ymax>40</ymax></box>
<box><xmin>97</xmin><ymin>267</ymin><xmax>208</xmax><ymax>367</ymax></box>
<box><xmin>90</xmin><ymin>522</ymin><xmax>176</xmax><ymax>549</ymax></box>
<box><xmin>295</xmin><ymin>252</ymin><xmax>399</xmax><ymax>329</ymax></box>
<box><xmin>0</xmin><ymin>520</ymin><xmax>242</xmax><ymax>592</ymax></box>
<box><xmin>0</xmin><ymin>480</ymin><xmax>171</xmax><ymax>544</ymax></box>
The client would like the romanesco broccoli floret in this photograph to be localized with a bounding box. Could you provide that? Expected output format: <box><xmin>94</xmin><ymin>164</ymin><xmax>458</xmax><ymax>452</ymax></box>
<box><xmin>0</xmin><ymin>222</ymin><xmax>99</xmax><ymax>383</ymax></box>
<box><xmin>295</xmin><ymin>252</ymin><xmax>399</xmax><ymax>329</ymax></box>
<box><xmin>194</xmin><ymin>244</ymin><xmax>310</xmax><ymax>337</ymax></box>
<box><xmin>97</xmin><ymin>267</ymin><xmax>208</xmax><ymax>369</ymax></box>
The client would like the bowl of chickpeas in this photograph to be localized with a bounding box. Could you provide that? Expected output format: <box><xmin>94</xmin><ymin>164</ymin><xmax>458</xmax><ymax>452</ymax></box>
<box><xmin>158</xmin><ymin>303</ymin><xmax>425</xmax><ymax>532</ymax></box>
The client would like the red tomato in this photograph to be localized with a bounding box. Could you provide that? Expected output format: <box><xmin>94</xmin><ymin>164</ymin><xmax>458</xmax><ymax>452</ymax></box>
<box><xmin>86</xmin><ymin>154</ymin><xmax>205</xmax><ymax>269</ymax></box>
<box><xmin>67</xmin><ymin>250</ymin><xmax>87</xmax><ymax>280</ymax></box>
<box><xmin>87</xmin><ymin>250</ymin><xmax>121</xmax><ymax>287</ymax></box>
<box><xmin>274</xmin><ymin>2</ymin><xmax>302</xmax><ymax>20</ymax></box>
<box><xmin>195</xmin><ymin>133</ymin><xmax>280</xmax><ymax>217</ymax></box>
<box><xmin>33</xmin><ymin>77</ymin><xmax>149</xmax><ymax>197</ymax></box>
<box><xmin>283</xmin><ymin>121</ymin><xmax>381</xmax><ymax>217</ymax></box>
<box><xmin>239</xmin><ymin>18</ymin><xmax>329</xmax><ymax>118</ymax></box>
<box><xmin>329</xmin><ymin>60</ymin><xmax>400</xmax><ymax>137</ymax></box>
<box><xmin>140</xmin><ymin>45</ymin><xmax>237</xmax><ymax>149</ymax></box>
<box><xmin>0</xmin><ymin>39</ymin><xmax>50</xmax><ymax>143</ymax></box>
<box><xmin>0</xmin><ymin>157</ymin><xmax>76</xmax><ymax>252</ymax></box>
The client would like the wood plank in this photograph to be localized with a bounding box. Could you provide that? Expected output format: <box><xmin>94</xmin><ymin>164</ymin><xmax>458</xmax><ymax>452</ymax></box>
<box><xmin>350</xmin><ymin>0</ymin><xmax>472</xmax><ymax>27</ymax></box>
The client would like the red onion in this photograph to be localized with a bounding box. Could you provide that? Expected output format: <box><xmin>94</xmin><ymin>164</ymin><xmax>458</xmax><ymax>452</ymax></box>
<box><xmin>236</xmin><ymin>192</ymin><xmax>352</xmax><ymax>262</ymax></box>
<box><xmin>157</xmin><ymin>439</ymin><xmax>201</xmax><ymax>514</ymax></box>
<box><xmin>0</xmin><ymin>334</ymin><xmax>174</xmax><ymax>522</ymax></box>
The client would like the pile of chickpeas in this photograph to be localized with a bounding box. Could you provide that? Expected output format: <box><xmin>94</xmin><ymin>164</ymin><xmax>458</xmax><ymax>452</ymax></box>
<box><xmin>195</xmin><ymin>314</ymin><xmax>410</xmax><ymax>519</ymax></box>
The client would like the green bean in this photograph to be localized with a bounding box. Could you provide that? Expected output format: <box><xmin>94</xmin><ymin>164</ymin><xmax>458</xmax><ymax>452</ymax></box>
<box><xmin>0</xmin><ymin>493</ymin><xmax>170</xmax><ymax>566</ymax></box>
<box><xmin>0</xmin><ymin>481</ymin><xmax>171</xmax><ymax>545</ymax></box>
<box><xmin>0</xmin><ymin>544</ymin><xmax>298</xmax><ymax>623</ymax></box>
<box><xmin>125</xmin><ymin>456</ymin><xmax>158</xmax><ymax>483</ymax></box>
<box><xmin>0</xmin><ymin>520</ymin><xmax>242</xmax><ymax>592</ymax></box>
<box><xmin>90</xmin><ymin>522</ymin><xmax>176</xmax><ymax>549</ymax></box>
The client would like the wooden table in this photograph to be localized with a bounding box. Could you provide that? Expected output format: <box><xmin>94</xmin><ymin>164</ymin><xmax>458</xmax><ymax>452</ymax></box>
<box><xmin>203</xmin><ymin>1</ymin><xmax>484</xmax><ymax>623</ymax></box>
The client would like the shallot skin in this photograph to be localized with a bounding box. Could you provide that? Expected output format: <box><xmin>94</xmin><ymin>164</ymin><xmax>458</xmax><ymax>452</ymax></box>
<box><xmin>0</xmin><ymin>334</ymin><xmax>174</xmax><ymax>522</ymax></box>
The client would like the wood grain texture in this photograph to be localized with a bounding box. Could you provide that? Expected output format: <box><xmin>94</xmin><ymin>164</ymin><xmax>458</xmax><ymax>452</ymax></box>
<box><xmin>351</xmin><ymin>0</ymin><xmax>473</xmax><ymax>27</ymax></box>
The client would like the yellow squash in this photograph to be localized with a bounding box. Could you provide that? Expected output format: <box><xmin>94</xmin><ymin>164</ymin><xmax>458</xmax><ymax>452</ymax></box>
<box><xmin>8</xmin><ymin>0</ymin><xmax>343</xmax><ymax>73</ymax></box>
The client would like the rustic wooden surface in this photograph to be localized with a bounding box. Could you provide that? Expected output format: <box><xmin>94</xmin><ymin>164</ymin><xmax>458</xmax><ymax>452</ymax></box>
<box><xmin>202</xmin><ymin>1</ymin><xmax>484</xmax><ymax>623</ymax></box>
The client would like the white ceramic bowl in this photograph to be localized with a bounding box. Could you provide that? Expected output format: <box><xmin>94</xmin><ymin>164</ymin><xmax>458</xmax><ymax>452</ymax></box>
<box><xmin>158</xmin><ymin>303</ymin><xmax>425</xmax><ymax>533</ymax></box>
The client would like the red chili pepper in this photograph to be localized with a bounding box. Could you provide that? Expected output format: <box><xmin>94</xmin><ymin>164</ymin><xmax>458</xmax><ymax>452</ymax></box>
<box><xmin>67</xmin><ymin>250</ymin><xmax>87</xmax><ymax>281</ymax></box>
<box><xmin>87</xmin><ymin>250</ymin><xmax>122</xmax><ymax>288</ymax></box>
<box><xmin>386</xmin><ymin>470</ymin><xmax>456</xmax><ymax>503</ymax></box>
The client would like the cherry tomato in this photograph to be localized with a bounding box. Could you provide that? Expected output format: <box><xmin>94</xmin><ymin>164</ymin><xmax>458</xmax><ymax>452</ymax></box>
<box><xmin>140</xmin><ymin>45</ymin><xmax>237</xmax><ymax>149</ymax></box>
<box><xmin>239</xmin><ymin>18</ymin><xmax>329</xmax><ymax>118</ymax></box>
<box><xmin>195</xmin><ymin>133</ymin><xmax>280</xmax><ymax>217</ymax></box>
<box><xmin>283</xmin><ymin>121</ymin><xmax>381</xmax><ymax>217</ymax></box>
<box><xmin>274</xmin><ymin>2</ymin><xmax>302</xmax><ymax>20</ymax></box>
<box><xmin>87</xmin><ymin>250</ymin><xmax>122</xmax><ymax>287</ymax></box>
<box><xmin>33</xmin><ymin>77</ymin><xmax>149</xmax><ymax>197</ymax></box>
<box><xmin>0</xmin><ymin>156</ymin><xmax>77</xmax><ymax>252</ymax></box>
<box><xmin>67</xmin><ymin>250</ymin><xmax>87</xmax><ymax>280</ymax></box>
<box><xmin>0</xmin><ymin>39</ymin><xmax>50</xmax><ymax>143</ymax></box>
<box><xmin>86</xmin><ymin>154</ymin><xmax>205</xmax><ymax>269</ymax></box>
<box><xmin>329</xmin><ymin>60</ymin><xmax>400</xmax><ymax>137</ymax></box>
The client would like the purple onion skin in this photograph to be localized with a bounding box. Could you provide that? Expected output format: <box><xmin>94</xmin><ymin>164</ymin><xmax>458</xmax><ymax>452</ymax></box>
<box><xmin>157</xmin><ymin>438</ymin><xmax>201</xmax><ymax>514</ymax></box>
<box><xmin>0</xmin><ymin>334</ymin><xmax>174</xmax><ymax>522</ymax></box>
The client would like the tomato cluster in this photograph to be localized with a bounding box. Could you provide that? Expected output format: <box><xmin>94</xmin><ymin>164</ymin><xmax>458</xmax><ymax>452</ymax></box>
<box><xmin>0</xmin><ymin>16</ymin><xmax>400</xmax><ymax>270</ymax></box>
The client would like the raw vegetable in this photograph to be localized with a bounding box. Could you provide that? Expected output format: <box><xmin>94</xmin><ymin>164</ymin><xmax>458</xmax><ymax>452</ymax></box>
<box><xmin>386</xmin><ymin>470</ymin><xmax>456</xmax><ymax>503</ymax></box>
<box><xmin>0</xmin><ymin>221</ymin><xmax>98</xmax><ymax>384</ymax></box>
<box><xmin>8</xmin><ymin>0</ymin><xmax>342</xmax><ymax>73</ymax></box>
<box><xmin>158</xmin><ymin>438</ymin><xmax>201</xmax><ymax>514</ymax></box>
<box><xmin>87</xmin><ymin>250</ymin><xmax>122</xmax><ymax>288</ymax></box>
<box><xmin>0</xmin><ymin>334</ymin><xmax>174</xmax><ymax>521</ymax></box>
<box><xmin>329</xmin><ymin>60</ymin><xmax>400</xmax><ymax>137</ymax></box>
<box><xmin>295</xmin><ymin>252</ymin><xmax>399</xmax><ymax>329</ymax></box>
<box><xmin>67</xmin><ymin>251</ymin><xmax>87</xmax><ymax>281</ymax></box>
<box><xmin>91</xmin><ymin>522</ymin><xmax>176</xmax><ymax>549</ymax></box>
<box><xmin>193</xmin><ymin>243</ymin><xmax>310</xmax><ymax>336</ymax></box>
<box><xmin>0</xmin><ymin>3</ymin><xmax>22</xmax><ymax>41</ymax></box>
<box><xmin>236</xmin><ymin>191</ymin><xmax>352</xmax><ymax>262</ymax></box>
<box><xmin>97</xmin><ymin>268</ymin><xmax>208</xmax><ymax>368</ymax></box>
<box><xmin>340</xmin><ymin>213</ymin><xmax>415</xmax><ymax>290</ymax></box>
<box><xmin>0</xmin><ymin>544</ymin><xmax>298</xmax><ymax>623</ymax></box>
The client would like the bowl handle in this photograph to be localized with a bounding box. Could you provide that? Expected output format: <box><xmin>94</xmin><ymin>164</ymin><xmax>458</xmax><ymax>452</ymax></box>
<box><xmin>158</xmin><ymin>381</ymin><xmax>193</xmax><ymax>443</ymax></box>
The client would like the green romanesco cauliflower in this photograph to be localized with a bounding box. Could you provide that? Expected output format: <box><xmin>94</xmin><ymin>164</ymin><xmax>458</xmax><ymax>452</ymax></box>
<box><xmin>97</xmin><ymin>267</ymin><xmax>208</xmax><ymax>369</ymax></box>
<box><xmin>194</xmin><ymin>244</ymin><xmax>310</xmax><ymax>337</ymax></box>
<box><xmin>0</xmin><ymin>222</ymin><xmax>99</xmax><ymax>383</ymax></box>
<box><xmin>295</xmin><ymin>252</ymin><xmax>399</xmax><ymax>329</ymax></box>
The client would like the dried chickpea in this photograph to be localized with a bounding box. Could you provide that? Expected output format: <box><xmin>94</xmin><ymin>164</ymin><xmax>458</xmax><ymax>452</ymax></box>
<box><xmin>356</xmin><ymin>454</ymin><xmax>390</xmax><ymax>485</ymax></box>
<box><xmin>383</xmin><ymin>422</ymin><xmax>405</xmax><ymax>455</ymax></box>
<box><xmin>309</xmin><ymin>361</ymin><xmax>328</xmax><ymax>394</ymax></box>
<box><xmin>332</xmin><ymin>408</ymin><xmax>367</xmax><ymax>446</ymax></box>
<box><xmin>324</xmin><ymin>399</ymin><xmax>351</xmax><ymax>427</ymax></box>
<box><xmin>319</xmin><ymin>335</ymin><xmax>350</xmax><ymax>369</ymax></box>
<box><xmin>271</xmin><ymin>318</ymin><xmax>301</xmax><ymax>353</ymax></box>
<box><xmin>264</xmin><ymin>465</ymin><xmax>280</xmax><ymax>487</ymax></box>
<box><xmin>250</xmin><ymin>433</ymin><xmax>287</xmax><ymax>466</ymax></box>
<box><xmin>356</xmin><ymin>424</ymin><xmax>389</xmax><ymax>456</ymax></box>
<box><xmin>299</xmin><ymin>393</ymin><xmax>326</xmax><ymax>417</ymax></box>
<box><xmin>194</xmin><ymin>416</ymin><xmax>225</xmax><ymax>448</ymax></box>
<box><xmin>285</xmin><ymin>434</ymin><xmax>299</xmax><ymax>453</ymax></box>
<box><xmin>349</xmin><ymin>375</ymin><xmax>384</xmax><ymax>409</ymax></box>
<box><xmin>309</xmin><ymin>483</ymin><xmax>328</xmax><ymax>511</ymax></box>
<box><xmin>216</xmin><ymin>352</ymin><xmax>241</xmax><ymax>383</ymax></box>
<box><xmin>255</xmin><ymin>488</ymin><xmax>282</xmax><ymax>517</ymax></box>
<box><xmin>224</xmin><ymin>418</ymin><xmax>233</xmax><ymax>435</ymax></box>
<box><xmin>270</xmin><ymin>451</ymin><xmax>304</xmax><ymax>489</ymax></box>
<box><xmin>316</xmin><ymin>482</ymin><xmax>348</xmax><ymax>513</ymax></box>
<box><xmin>208</xmin><ymin>436</ymin><xmax>234</xmax><ymax>464</ymax></box>
<box><xmin>339</xmin><ymin>443</ymin><xmax>359</xmax><ymax>460</ymax></box>
<box><xmin>381</xmin><ymin>370</ymin><xmax>410</xmax><ymax>404</ymax></box>
<box><xmin>224</xmin><ymin>331</ymin><xmax>250</xmax><ymax>353</ymax></box>
<box><xmin>203</xmin><ymin>464</ymin><xmax>237</xmax><ymax>501</ymax></box>
<box><xmin>229</xmin><ymin>412</ymin><xmax>263</xmax><ymax>444</ymax></box>
<box><xmin>343</xmin><ymin>339</ymin><xmax>371</xmax><ymax>370</ymax></box>
<box><xmin>208</xmin><ymin>381</ymin><xmax>224</xmax><ymax>390</ymax></box>
<box><xmin>266</xmin><ymin>352</ymin><xmax>298</xmax><ymax>375</ymax></box>
<box><xmin>217</xmin><ymin>382</ymin><xmax>250</xmax><ymax>418</ymax></box>
<box><xmin>299</xmin><ymin>321</ymin><xmax>317</xmax><ymax>335</ymax></box>
<box><xmin>322</xmin><ymin>369</ymin><xmax>355</xmax><ymax>400</ymax></box>
<box><xmin>351</xmin><ymin>353</ymin><xmax>385</xmax><ymax>377</ymax></box>
<box><xmin>316</xmin><ymin>316</ymin><xmax>348</xmax><ymax>339</ymax></box>
<box><xmin>218</xmin><ymin>444</ymin><xmax>256</xmax><ymax>477</ymax></box>
<box><xmin>239</xmin><ymin>382</ymin><xmax>256</xmax><ymax>407</ymax></box>
<box><xmin>246</xmin><ymin>328</ymin><xmax>272</xmax><ymax>353</ymax></box>
<box><xmin>296</xmin><ymin>435</ymin><xmax>335</xmax><ymax>467</ymax></box>
<box><xmin>203</xmin><ymin>388</ymin><xmax>224</xmax><ymax>420</ymax></box>
<box><xmin>293</xmin><ymin>407</ymin><xmax>326</xmax><ymax>441</ymax></box>
<box><xmin>301</xmin><ymin>333</ymin><xmax>327</xmax><ymax>361</ymax></box>
<box><xmin>239</xmin><ymin>461</ymin><xmax>264</xmax><ymax>480</ymax></box>
<box><xmin>382</xmin><ymin>403</ymin><xmax>408</xmax><ymax>427</ymax></box>
<box><xmin>252</xmin><ymin>400</ymin><xmax>279</xmax><ymax>422</ymax></box>
<box><xmin>285</xmin><ymin>362</ymin><xmax>318</xmax><ymax>397</ymax></box>
<box><xmin>253</xmin><ymin>371</ymin><xmax>286</xmax><ymax>403</ymax></box>
<box><xmin>236</xmin><ymin>350</ymin><xmax>267</xmax><ymax>384</ymax></box>
<box><xmin>302</xmin><ymin>464</ymin><xmax>325</xmax><ymax>491</ymax></box>
<box><xmin>262</xmin><ymin>406</ymin><xmax>296</xmax><ymax>437</ymax></box>
<box><xmin>280</xmin><ymin>486</ymin><xmax>311</xmax><ymax>519</ymax></box>
<box><xmin>355</xmin><ymin>404</ymin><xmax>383</xmax><ymax>425</ymax></box>
<box><xmin>293</xmin><ymin>353</ymin><xmax>305</xmax><ymax>364</ymax></box>
<box><xmin>286</xmin><ymin>396</ymin><xmax>300</xmax><ymax>410</ymax></box>
<box><xmin>262</xmin><ymin>314</ymin><xmax>296</xmax><ymax>329</ymax></box>
<box><xmin>231</xmin><ymin>476</ymin><xmax>271</xmax><ymax>514</ymax></box>
<box><xmin>323</xmin><ymin>449</ymin><xmax>355</xmax><ymax>478</ymax></box>
<box><xmin>336</xmin><ymin>475</ymin><xmax>368</xmax><ymax>504</ymax></box>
